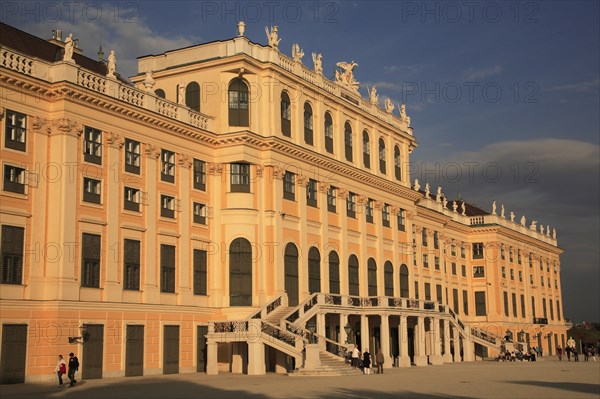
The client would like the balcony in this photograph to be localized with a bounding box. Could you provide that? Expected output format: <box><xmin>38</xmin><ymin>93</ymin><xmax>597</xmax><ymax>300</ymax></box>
<box><xmin>533</xmin><ymin>317</ymin><xmax>548</xmax><ymax>325</ymax></box>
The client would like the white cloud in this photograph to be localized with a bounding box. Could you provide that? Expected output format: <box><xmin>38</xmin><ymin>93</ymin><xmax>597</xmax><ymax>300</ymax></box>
<box><xmin>462</xmin><ymin>65</ymin><xmax>503</xmax><ymax>81</ymax></box>
<box><xmin>545</xmin><ymin>79</ymin><xmax>600</xmax><ymax>92</ymax></box>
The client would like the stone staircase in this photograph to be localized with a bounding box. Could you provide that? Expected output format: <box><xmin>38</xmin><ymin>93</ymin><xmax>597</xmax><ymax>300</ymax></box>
<box><xmin>265</xmin><ymin>306</ymin><xmax>293</xmax><ymax>325</ymax></box>
<box><xmin>288</xmin><ymin>352</ymin><xmax>363</xmax><ymax>377</ymax></box>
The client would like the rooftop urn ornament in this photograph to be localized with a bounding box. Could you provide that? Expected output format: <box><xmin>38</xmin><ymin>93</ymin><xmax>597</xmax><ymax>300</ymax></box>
<box><xmin>106</xmin><ymin>50</ymin><xmax>116</xmax><ymax>78</ymax></box>
<box><xmin>510</xmin><ymin>211</ymin><xmax>515</xmax><ymax>222</ymax></box>
<box><xmin>501</xmin><ymin>204</ymin><xmax>505</xmax><ymax>218</ymax></box>
<box><xmin>424</xmin><ymin>183</ymin><xmax>430</xmax><ymax>199</ymax></box>
<box><xmin>292</xmin><ymin>43</ymin><xmax>304</xmax><ymax>63</ymax></box>
<box><xmin>520</xmin><ymin>216</ymin><xmax>526</xmax><ymax>226</ymax></box>
<box><xmin>442</xmin><ymin>196</ymin><xmax>448</xmax><ymax>208</ymax></box>
<box><xmin>63</xmin><ymin>33</ymin><xmax>74</xmax><ymax>62</ymax></box>
<box><xmin>143</xmin><ymin>71</ymin><xmax>155</xmax><ymax>91</ymax></box>
<box><xmin>435</xmin><ymin>187</ymin><xmax>442</xmax><ymax>203</ymax></box>
<box><xmin>461</xmin><ymin>202</ymin><xmax>466</xmax><ymax>216</ymax></box>
<box><xmin>265</xmin><ymin>25</ymin><xmax>281</xmax><ymax>50</ymax></box>
<box><xmin>368</xmin><ymin>85</ymin><xmax>379</xmax><ymax>106</ymax></box>
<box><xmin>384</xmin><ymin>98</ymin><xmax>395</xmax><ymax>113</ymax></box>
<box><xmin>312</xmin><ymin>52</ymin><xmax>323</xmax><ymax>75</ymax></box>
<box><xmin>452</xmin><ymin>201</ymin><xmax>458</xmax><ymax>213</ymax></box>
<box><xmin>335</xmin><ymin>61</ymin><xmax>360</xmax><ymax>91</ymax></box>
<box><xmin>413</xmin><ymin>179</ymin><xmax>420</xmax><ymax>192</ymax></box>
<box><xmin>492</xmin><ymin>201</ymin><xmax>497</xmax><ymax>215</ymax></box>
<box><xmin>237</xmin><ymin>21</ymin><xmax>246</xmax><ymax>36</ymax></box>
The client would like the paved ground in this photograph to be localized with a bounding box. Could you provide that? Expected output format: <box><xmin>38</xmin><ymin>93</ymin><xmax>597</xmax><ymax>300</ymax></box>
<box><xmin>1</xmin><ymin>358</ymin><xmax>599</xmax><ymax>399</ymax></box>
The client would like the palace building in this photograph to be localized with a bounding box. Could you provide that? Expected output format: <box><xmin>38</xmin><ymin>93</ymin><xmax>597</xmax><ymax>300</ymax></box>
<box><xmin>0</xmin><ymin>21</ymin><xmax>567</xmax><ymax>382</ymax></box>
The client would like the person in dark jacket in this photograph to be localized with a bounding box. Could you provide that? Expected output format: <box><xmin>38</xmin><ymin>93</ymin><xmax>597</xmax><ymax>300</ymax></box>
<box><xmin>68</xmin><ymin>353</ymin><xmax>79</xmax><ymax>387</ymax></box>
<box><xmin>375</xmin><ymin>349</ymin><xmax>385</xmax><ymax>374</ymax></box>
<box><xmin>362</xmin><ymin>348</ymin><xmax>371</xmax><ymax>375</ymax></box>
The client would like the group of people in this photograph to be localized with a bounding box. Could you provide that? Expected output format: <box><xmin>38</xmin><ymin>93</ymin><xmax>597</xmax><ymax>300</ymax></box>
<box><xmin>348</xmin><ymin>345</ymin><xmax>385</xmax><ymax>374</ymax></box>
<box><xmin>497</xmin><ymin>347</ymin><xmax>540</xmax><ymax>362</ymax></box>
<box><xmin>53</xmin><ymin>353</ymin><xmax>79</xmax><ymax>387</ymax></box>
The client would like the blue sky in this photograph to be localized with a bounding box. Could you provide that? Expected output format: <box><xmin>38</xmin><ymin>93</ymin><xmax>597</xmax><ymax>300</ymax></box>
<box><xmin>3</xmin><ymin>1</ymin><xmax>599</xmax><ymax>323</ymax></box>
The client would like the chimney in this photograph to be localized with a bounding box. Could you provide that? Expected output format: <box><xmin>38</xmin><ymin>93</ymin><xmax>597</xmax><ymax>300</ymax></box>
<box><xmin>56</xmin><ymin>29</ymin><xmax>62</xmax><ymax>41</ymax></box>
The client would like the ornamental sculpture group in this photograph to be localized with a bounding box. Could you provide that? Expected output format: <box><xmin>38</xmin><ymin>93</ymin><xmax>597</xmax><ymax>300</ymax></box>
<box><xmin>62</xmin><ymin>31</ymin><xmax>117</xmax><ymax>79</ymax></box>
<box><xmin>263</xmin><ymin>24</ymin><xmax>411</xmax><ymax>125</ymax></box>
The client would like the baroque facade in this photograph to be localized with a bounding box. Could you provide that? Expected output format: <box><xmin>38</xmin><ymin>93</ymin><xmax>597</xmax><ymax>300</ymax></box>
<box><xmin>0</xmin><ymin>22</ymin><xmax>567</xmax><ymax>382</ymax></box>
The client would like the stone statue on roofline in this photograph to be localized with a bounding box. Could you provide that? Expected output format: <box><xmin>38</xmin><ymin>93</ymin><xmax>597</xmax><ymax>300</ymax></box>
<box><xmin>501</xmin><ymin>204</ymin><xmax>505</xmax><ymax>218</ymax></box>
<box><xmin>368</xmin><ymin>85</ymin><xmax>379</xmax><ymax>106</ymax></box>
<box><xmin>442</xmin><ymin>196</ymin><xmax>448</xmax><ymax>208</ymax></box>
<box><xmin>424</xmin><ymin>183</ymin><xmax>430</xmax><ymax>199</ymax></box>
<box><xmin>436</xmin><ymin>187</ymin><xmax>442</xmax><ymax>203</ymax></box>
<box><xmin>292</xmin><ymin>43</ymin><xmax>304</xmax><ymax>63</ymax></box>
<box><xmin>413</xmin><ymin>179</ymin><xmax>420</xmax><ymax>192</ymax></box>
<box><xmin>530</xmin><ymin>220</ymin><xmax>537</xmax><ymax>230</ymax></box>
<box><xmin>461</xmin><ymin>202</ymin><xmax>466</xmax><ymax>216</ymax></box>
<box><xmin>63</xmin><ymin>33</ymin><xmax>74</xmax><ymax>62</ymax></box>
<box><xmin>552</xmin><ymin>228</ymin><xmax>556</xmax><ymax>239</ymax></box>
<box><xmin>265</xmin><ymin>25</ymin><xmax>281</xmax><ymax>50</ymax></box>
<box><xmin>510</xmin><ymin>211</ymin><xmax>515</xmax><ymax>222</ymax></box>
<box><xmin>492</xmin><ymin>201</ymin><xmax>497</xmax><ymax>215</ymax></box>
<box><xmin>384</xmin><ymin>98</ymin><xmax>395</xmax><ymax>113</ymax></box>
<box><xmin>312</xmin><ymin>52</ymin><xmax>323</xmax><ymax>75</ymax></box>
<box><xmin>335</xmin><ymin>61</ymin><xmax>359</xmax><ymax>91</ymax></box>
<box><xmin>546</xmin><ymin>225</ymin><xmax>551</xmax><ymax>236</ymax></box>
<box><xmin>107</xmin><ymin>50</ymin><xmax>116</xmax><ymax>78</ymax></box>
<box><xmin>452</xmin><ymin>201</ymin><xmax>458</xmax><ymax>213</ymax></box>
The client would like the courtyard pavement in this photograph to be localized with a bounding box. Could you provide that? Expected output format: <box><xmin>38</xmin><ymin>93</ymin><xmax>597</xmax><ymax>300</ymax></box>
<box><xmin>1</xmin><ymin>357</ymin><xmax>599</xmax><ymax>399</ymax></box>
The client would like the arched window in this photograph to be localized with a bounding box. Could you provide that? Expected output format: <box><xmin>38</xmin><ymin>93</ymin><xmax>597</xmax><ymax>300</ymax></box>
<box><xmin>362</xmin><ymin>130</ymin><xmax>370</xmax><ymax>168</ymax></box>
<box><xmin>348</xmin><ymin>255</ymin><xmax>359</xmax><ymax>296</ymax></box>
<box><xmin>304</xmin><ymin>102</ymin><xmax>313</xmax><ymax>145</ymax></box>
<box><xmin>394</xmin><ymin>145</ymin><xmax>401</xmax><ymax>181</ymax></box>
<box><xmin>228</xmin><ymin>78</ymin><xmax>249</xmax><ymax>126</ymax></box>
<box><xmin>368</xmin><ymin>258</ymin><xmax>377</xmax><ymax>296</ymax></box>
<box><xmin>229</xmin><ymin>238</ymin><xmax>252</xmax><ymax>306</ymax></box>
<box><xmin>281</xmin><ymin>91</ymin><xmax>291</xmax><ymax>137</ymax></box>
<box><xmin>308</xmin><ymin>247</ymin><xmax>321</xmax><ymax>293</ymax></box>
<box><xmin>328</xmin><ymin>251</ymin><xmax>340</xmax><ymax>294</ymax></box>
<box><xmin>185</xmin><ymin>81</ymin><xmax>200</xmax><ymax>112</ymax></box>
<box><xmin>154</xmin><ymin>89</ymin><xmax>165</xmax><ymax>98</ymax></box>
<box><xmin>344</xmin><ymin>122</ymin><xmax>353</xmax><ymax>162</ymax></box>
<box><xmin>400</xmin><ymin>264</ymin><xmax>409</xmax><ymax>298</ymax></box>
<box><xmin>384</xmin><ymin>261</ymin><xmax>394</xmax><ymax>296</ymax></box>
<box><xmin>284</xmin><ymin>243</ymin><xmax>299</xmax><ymax>306</ymax></box>
<box><xmin>379</xmin><ymin>138</ymin><xmax>386</xmax><ymax>174</ymax></box>
<box><xmin>324</xmin><ymin>112</ymin><xmax>333</xmax><ymax>153</ymax></box>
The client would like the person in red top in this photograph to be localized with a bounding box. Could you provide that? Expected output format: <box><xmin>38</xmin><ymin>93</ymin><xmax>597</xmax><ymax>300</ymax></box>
<box><xmin>53</xmin><ymin>355</ymin><xmax>66</xmax><ymax>386</ymax></box>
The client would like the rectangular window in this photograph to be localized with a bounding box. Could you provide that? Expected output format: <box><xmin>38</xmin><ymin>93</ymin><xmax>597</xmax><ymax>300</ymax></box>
<box><xmin>193</xmin><ymin>159</ymin><xmax>206</xmax><ymax>191</ymax></box>
<box><xmin>365</xmin><ymin>199</ymin><xmax>374</xmax><ymax>223</ymax></box>
<box><xmin>434</xmin><ymin>256</ymin><xmax>440</xmax><ymax>271</ymax></box>
<box><xmin>124</xmin><ymin>187</ymin><xmax>140</xmax><ymax>212</ymax></box>
<box><xmin>501</xmin><ymin>266</ymin><xmax>506</xmax><ymax>279</ymax></box>
<box><xmin>83</xmin><ymin>177</ymin><xmax>101</xmax><ymax>204</ymax></box>
<box><xmin>161</xmin><ymin>149</ymin><xmax>175</xmax><ymax>183</ymax></box>
<box><xmin>462</xmin><ymin>290</ymin><xmax>469</xmax><ymax>315</ymax></box>
<box><xmin>160</xmin><ymin>244</ymin><xmax>175</xmax><ymax>293</ymax></box>
<box><xmin>501</xmin><ymin>244</ymin><xmax>505</xmax><ymax>260</ymax></box>
<box><xmin>542</xmin><ymin>298</ymin><xmax>547</xmax><ymax>318</ymax></box>
<box><xmin>421</xmin><ymin>228</ymin><xmax>428</xmax><ymax>247</ymax></box>
<box><xmin>556</xmin><ymin>300</ymin><xmax>561</xmax><ymax>321</ymax></box>
<box><xmin>473</xmin><ymin>242</ymin><xmax>484</xmax><ymax>259</ymax></box>
<box><xmin>550</xmin><ymin>300</ymin><xmax>554</xmax><ymax>320</ymax></box>
<box><xmin>530</xmin><ymin>275</ymin><xmax>534</xmax><ymax>285</ymax></box>
<box><xmin>83</xmin><ymin>126</ymin><xmax>102</xmax><ymax>164</ymax></box>
<box><xmin>193</xmin><ymin>249</ymin><xmax>207</xmax><ymax>295</ymax></box>
<box><xmin>433</xmin><ymin>232</ymin><xmax>439</xmax><ymax>249</ymax></box>
<box><xmin>5</xmin><ymin>110</ymin><xmax>27</xmax><ymax>151</ymax></box>
<box><xmin>325</xmin><ymin>123</ymin><xmax>333</xmax><ymax>154</ymax></box>
<box><xmin>532</xmin><ymin>296</ymin><xmax>536</xmax><ymax>318</ymax></box>
<box><xmin>81</xmin><ymin>233</ymin><xmax>101</xmax><ymax>288</ymax></box>
<box><xmin>473</xmin><ymin>266</ymin><xmax>484</xmax><ymax>277</ymax></box>
<box><xmin>518</xmin><ymin>249</ymin><xmax>522</xmax><ymax>264</ymax></box>
<box><xmin>436</xmin><ymin>284</ymin><xmax>443</xmax><ymax>303</ymax></box>
<box><xmin>123</xmin><ymin>239</ymin><xmax>140</xmax><ymax>290</ymax></box>
<box><xmin>451</xmin><ymin>262</ymin><xmax>457</xmax><ymax>275</ymax></box>
<box><xmin>382</xmin><ymin>204</ymin><xmax>390</xmax><ymax>227</ymax></box>
<box><xmin>3</xmin><ymin>164</ymin><xmax>26</xmax><ymax>194</ymax></box>
<box><xmin>193</xmin><ymin>202</ymin><xmax>207</xmax><ymax>225</ymax></box>
<box><xmin>124</xmin><ymin>139</ymin><xmax>140</xmax><ymax>174</ymax></box>
<box><xmin>519</xmin><ymin>271</ymin><xmax>523</xmax><ymax>282</ymax></box>
<box><xmin>540</xmin><ymin>276</ymin><xmax>544</xmax><ymax>287</ymax></box>
<box><xmin>424</xmin><ymin>283</ymin><xmax>431</xmax><ymax>301</ymax></box>
<box><xmin>161</xmin><ymin>195</ymin><xmax>176</xmax><ymax>219</ymax></box>
<box><xmin>414</xmin><ymin>281</ymin><xmax>419</xmax><ymax>299</ymax></box>
<box><xmin>475</xmin><ymin>291</ymin><xmax>486</xmax><ymax>316</ymax></box>
<box><xmin>520</xmin><ymin>294</ymin><xmax>526</xmax><ymax>318</ymax></box>
<box><xmin>461</xmin><ymin>264</ymin><xmax>466</xmax><ymax>277</ymax></box>
<box><xmin>397</xmin><ymin>209</ymin><xmax>405</xmax><ymax>231</ymax></box>
<box><xmin>554</xmin><ymin>279</ymin><xmax>558</xmax><ymax>289</ymax></box>
<box><xmin>510</xmin><ymin>269</ymin><xmax>514</xmax><ymax>280</ymax></box>
<box><xmin>461</xmin><ymin>244</ymin><xmax>465</xmax><ymax>258</ymax></box>
<box><xmin>509</xmin><ymin>246</ymin><xmax>514</xmax><ymax>262</ymax></box>
<box><xmin>453</xmin><ymin>289</ymin><xmax>459</xmax><ymax>314</ymax></box>
<box><xmin>512</xmin><ymin>293</ymin><xmax>517</xmax><ymax>317</ymax></box>
<box><xmin>230</xmin><ymin>163</ymin><xmax>250</xmax><ymax>192</ymax></box>
<box><xmin>346</xmin><ymin>192</ymin><xmax>356</xmax><ymax>218</ymax></box>
<box><xmin>327</xmin><ymin>186</ymin><xmax>336</xmax><ymax>213</ymax></box>
<box><xmin>306</xmin><ymin>179</ymin><xmax>318</xmax><ymax>207</ymax></box>
<box><xmin>283</xmin><ymin>171</ymin><xmax>295</xmax><ymax>201</ymax></box>
<box><xmin>451</xmin><ymin>244</ymin><xmax>456</xmax><ymax>257</ymax></box>
<box><xmin>423</xmin><ymin>254</ymin><xmax>429</xmax><ymax>268</ymax></box>
<box><xmin>1</xmin><ymin>225</ymin><xmax>24</xmax><ymax>284</ymax></box>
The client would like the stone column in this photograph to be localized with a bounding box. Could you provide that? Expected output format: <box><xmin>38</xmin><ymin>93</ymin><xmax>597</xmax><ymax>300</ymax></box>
<box><xmin>398</xmin><ymin>315</ymin><xmax>411</xmax><ymax>367</ymax></box>
<box><xmin>275</xmin><ymin>351</ymin><xmax>288</xmax><ymax>374</ymax></box>
<box><xmin>247</xmin><ymin>340</ymin><xmax>266</xmax><ymax>375</ymax></box>
<box><xmin>452</xmin><ymin>326</ymin><xmax>460</xmax><ymax>362</ymax></box>
<box><xmin>463</xmin><ymin>335</ymin><xmax>475</xmax><ymax>362</ymax></box>
<box><xmin>443</xmin><ymin>319</ymin><xmax>453</xmax><ymax>363</ymax></box>
<box><xmin>231</xmin><ymin>342</ymin><xmax>244</xmax><ymax>373</ymax></box>
<box><xmin>429</xmin><ymin>317</ymin><xmax>443</xmax><ymax>365</ymax></box>
<box><xmin>360</xmin><ymin>314</ymin><xmax>370</xmax><ymax>351</ymax></box>
<box><xmin>206</xmin><ymin>341</ymin><xmax>218</xmax><ymax>375</ymax></box>
<box><xmin>414</xmin><ymin>316</ymin><xmax>427</xmax><ymax>366</ymax></box>
<box><xmin>340</xmin><ymin>313</ymin><xmax>349</xmax><ymax>345</ymax></box>
<box><xmin>317</xmin><ymin>312</ymin><xmax>326</xmax><ymax>340</ymax></box>
<box><xmin>380</xmin><ymin>314</ymin><xmax>392</xmax><ymax>366</ymax></box>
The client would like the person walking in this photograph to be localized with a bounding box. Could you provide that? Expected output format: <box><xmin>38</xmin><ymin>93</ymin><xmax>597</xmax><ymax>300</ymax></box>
<box><xmin>53</xmin><ymin>355</ymin><xmax>66</xmax><ymax>386</ymax></box>
<box><xmin>351</xmin><ymin>345</ymin><xmax>360</xmax><ymax>368</ymax></box>
<box><xmin>557</xmin><ymin>346</ymin><xmax>563</xmax><ymax>361</ymax></box>
<box><xmin>566</xmin><ymin>346</ymin><xmax>571</xmax><ymax>361</ymax></box>
<box><xmin>375</xmin><ymin>349</ymin><xmax>385</xmax><ymax>374</ymax></box>
<box><xmin>362</xmin><ymin>348</ymin><xmax>371</xmax><ymax>375</ymax></box>
<box><xmin>67</xmin><ymin>352</ymin><xmax>79</xmax><ymax>387</ymax></box>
